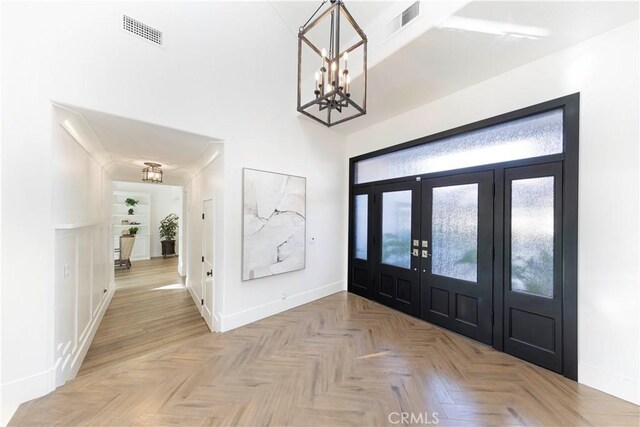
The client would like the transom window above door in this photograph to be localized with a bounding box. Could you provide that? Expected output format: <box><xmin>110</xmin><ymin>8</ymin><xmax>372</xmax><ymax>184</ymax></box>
<box><xmin>354</xmin><ymin>109</ymin><xmax>563</xmax><ymax>184</ymax></box>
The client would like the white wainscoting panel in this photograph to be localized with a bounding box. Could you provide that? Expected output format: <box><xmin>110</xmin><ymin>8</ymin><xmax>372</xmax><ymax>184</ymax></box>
<box><xmin>54</xmin><ymin>222</ymin><xmax>115</xmax><ymax>387</ymax></box>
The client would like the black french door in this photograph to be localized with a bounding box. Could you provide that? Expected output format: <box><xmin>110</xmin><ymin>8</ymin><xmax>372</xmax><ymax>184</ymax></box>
<box><xmin>351</xmin><ymin>166</ymin><xmax>565</xmax><ymax>363</ymax></box>
<box><xmin>503</xmin><ymin>163</ymin><xmax>563</xmax><ymax>372</ymax></box>
<box><xmin>420</xmin><ymin>172</ymin><xmax>494</xmax><ymax>345</ymax></box>
<box><xmin>366</xmin><ymin>172</ymin><xmax>494</xmax><ymax>343</ymax></box>
<box><xmin>371</xmin><ymin>181</ymin><xmax>421</xmax><ymax>316</ymax></box>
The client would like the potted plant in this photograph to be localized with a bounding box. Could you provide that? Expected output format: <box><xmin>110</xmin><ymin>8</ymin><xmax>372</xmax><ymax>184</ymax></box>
<box><xmin>159</xmin><ymin>213</ymin><xmax>179</xmax><ymax>258</ymax></box>
<box><xmin>128</xmin><ymin>226</ymin><xmax>139</xmax><ymax>235</ymax></box>
<box><xmin>125</xmin><ymin>198</ymin><xmax>139</xmax><ymax>215</ymax></box>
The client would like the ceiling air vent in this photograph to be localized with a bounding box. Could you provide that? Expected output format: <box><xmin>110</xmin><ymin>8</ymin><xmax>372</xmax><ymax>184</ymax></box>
<box><xmin>123</xmin><ymin>15</ymin><xmax>163</xmax><ymax>46</ymax></box>
<box><xmin>386</xmin><ymin>1</ymin><xmax>420</xmax><ymax>38</ymax></box>
<box><xmin>401</xmin><ymin>1</ymin><xmax>420</xmax><ymax>27</ymax></box>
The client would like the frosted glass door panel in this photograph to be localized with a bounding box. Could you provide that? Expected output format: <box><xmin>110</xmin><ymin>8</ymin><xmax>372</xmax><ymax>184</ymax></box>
<box><xmin>510</xmin><ymin>177</ymin><xmax>555</xmax><ymax>298</ymax></box>
<box><xmin>431</xmin><ymin>184</ymin><xmax>478</xmax><ymax>282</ymax></box>
<box><xmin>355</xmin><ymin>109</ymin><xmax>563</xmax><ymax>184</ymax></box>
<box><xmin>354</xmin><ymin>195</ymin><xmax>368</xmax><ymax>260</ymax></box>
<box><xmin>381</xmin><ymin>190</ymin><xmax>412</xmax><ymax>269</ymax></box>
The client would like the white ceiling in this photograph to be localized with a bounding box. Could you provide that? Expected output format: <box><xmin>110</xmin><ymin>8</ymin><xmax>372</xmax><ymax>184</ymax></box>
<box><xmin>63</xmin><ymin>106</ymin><xmax>221</xmax><ymax>185</ymax></box>
<box><xmin>333</xmin><ymin>1</ymin><xmax>639</xmax><ymax>133</ymax></box>
<box><xmin>55</xmin><ymin>1</ymin><xmax>638</xmax><ymax>170</ymax></box>
<box><xmin>268</xmin><ymin>1</ymin><xmax>398</xmax><ymax>35</ymax></box>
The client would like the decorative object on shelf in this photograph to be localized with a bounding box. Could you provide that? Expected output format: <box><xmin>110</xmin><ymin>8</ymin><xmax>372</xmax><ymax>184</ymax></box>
<box><xmin>125</xmin><ymin>198</ymin><xmax>139</xmax><ymax>215</ymax></box>
<box><xmin>242</xmin><ymin>168</ymin><xmax>306</xmax><ymax>281</ymax></box>
<box><xmin>129</xmin><ymin>221</ymin><xmax>140</xmax><ymax>225</ymax></box>
<box><xmin>297</xmin><ymin>0</ymin><xmax>367</xmax><ymax>127</ymax></box>
<box><xmin>128</xmin><ymin>227</ymin><xmax>139</xmax><ymax>235</ymax></box>
<box><xmin>142</xmin><ymin>162</ymin><xmax>163</xmax><ymax>183</ymax></box>
<box><xmin>121</xmin><ymin>219</ymin><xmax>129</xmax><ymax>225</ymax></box>
<box><xmin>159</xmin><ymin>213</ymin><xmax>179</xmax><ymax>258</ymax></box>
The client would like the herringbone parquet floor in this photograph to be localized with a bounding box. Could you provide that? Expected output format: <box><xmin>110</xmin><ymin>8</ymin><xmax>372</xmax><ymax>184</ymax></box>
<box><xmin>10</xmin><ymin>279</ymin><xmax>640</xmax><ymax>425</ymax></box>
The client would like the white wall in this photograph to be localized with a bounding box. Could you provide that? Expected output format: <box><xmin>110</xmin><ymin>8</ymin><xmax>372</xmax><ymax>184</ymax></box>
<box><xmin>113</xmin><ymin>181</ymin><xmax>183</xmax><ymax>259</ymax></box>
<box><xmin>52</xmin><ymin>106</ymin><xmax>114</xmax><ymax>395</ymax></box>
<box><xmin>346</xmin><ymin>21</ymin><xmax>640</xmax><ymax>404</ymax></box>
<box><xmin>1</xmin><ymin>2</ymin><xmax>346</xmax><ymax>421</ymax></box>
<box><xmin>185</xmin><ymin>150</ymin><xmax>225</xmax><ymax>329</ymax></box>
<box><xmin>220</xmin><ymin>126</ymin><xmax>347</xmax><ymax>331</ymax></box>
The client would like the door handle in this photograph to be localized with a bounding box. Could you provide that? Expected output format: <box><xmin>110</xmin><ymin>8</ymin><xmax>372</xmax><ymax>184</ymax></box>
<box><xmin>422</xmin><ymin>250</ymin><xmax>430</xmax><ymax>258</ymax></box>
<box><xmin>412</xmin><ymin>249</ymin><xmax>419</xmax><ymax>256</ymax></box>
<box><xmin>206</xmin><ymin>270</ymin><xmax>213</xmax><ymax>277</ymax></box>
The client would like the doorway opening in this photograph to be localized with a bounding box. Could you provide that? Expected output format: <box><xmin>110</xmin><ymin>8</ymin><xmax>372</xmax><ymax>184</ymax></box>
<box><xmin>348</xmin><ymin>94</ymin><xmax>579</xmax><ymax>379</ymax></box>
<box><xmin>52</xmin><ymin>103</ymin><xmax>222</xmax><ymax>386</ymax></box>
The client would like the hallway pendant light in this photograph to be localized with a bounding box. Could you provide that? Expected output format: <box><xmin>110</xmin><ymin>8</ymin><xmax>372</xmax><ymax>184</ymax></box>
<box><xmin>142</xmin><ymin>162</ymin><xmax>163</xmax><ymax>183</ymax></box>
<box><xmin>297</xmin><ymin>0</ymin><xmax>367</xmax><ymax>127</ymax></box>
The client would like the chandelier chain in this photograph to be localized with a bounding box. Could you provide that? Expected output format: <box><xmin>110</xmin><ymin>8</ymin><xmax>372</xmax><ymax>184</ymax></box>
<box><xmin>298</xmin><ymin>0</ymin><xmax>329</xmax><ymax>33</ymax></box>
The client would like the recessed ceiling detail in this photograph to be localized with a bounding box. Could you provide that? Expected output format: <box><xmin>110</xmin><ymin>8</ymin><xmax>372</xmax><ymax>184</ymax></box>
<box><xmin>123</xmin><ymin>15</ymin><xmax>163</xmax><ymax>46</ymax></box>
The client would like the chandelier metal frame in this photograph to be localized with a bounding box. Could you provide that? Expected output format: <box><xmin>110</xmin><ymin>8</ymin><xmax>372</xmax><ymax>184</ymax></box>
<box><xmin>297</xmin><ymin>0</ymin><xmax>367</xmax><ymax>127</ymax></box>
<box><xmin>141</xmin><ymin>162</ymin><xmax>163</xmax><ymax>184</ymax></box>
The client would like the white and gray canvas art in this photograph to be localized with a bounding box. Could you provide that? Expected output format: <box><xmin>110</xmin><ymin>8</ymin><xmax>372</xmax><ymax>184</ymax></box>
<box><xmin>242</xmin><ymin>168</ymin><xmax>306</xmax><ymax>281</ymax></box>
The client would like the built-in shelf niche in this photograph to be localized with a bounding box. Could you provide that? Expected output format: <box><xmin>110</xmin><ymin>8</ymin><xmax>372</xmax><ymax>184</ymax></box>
<box><xmin>112</xmin><ymin>190</ymin><xmax>151</xmax><ymax>261</ymax></box>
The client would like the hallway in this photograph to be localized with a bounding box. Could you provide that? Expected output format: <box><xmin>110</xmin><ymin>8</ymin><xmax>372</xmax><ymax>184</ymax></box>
<box><xmin>79</xmin><ymin>258</ymin><xmax>209</xmax><ymax>376</ymax></box>
<box><xmin>10</xmin><ymin>292</ymin><xmax>639</xmax><ymax>426</ymax></box>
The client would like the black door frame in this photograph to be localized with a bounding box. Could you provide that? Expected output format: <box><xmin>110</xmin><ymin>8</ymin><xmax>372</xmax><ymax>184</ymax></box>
<box><xmin>347</xmin><ymin>93</ymin><xmax>579</xmax><ymax>380</ymax></box>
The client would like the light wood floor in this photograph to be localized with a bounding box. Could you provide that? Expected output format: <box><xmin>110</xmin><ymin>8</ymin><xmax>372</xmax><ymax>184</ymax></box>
<box><xmin>79</xmin><ymin>257</ymin><xmax>210</xmax><ymax>376</ymax></box>
<box><xmin>11</xmin><ymin>284</ymin><xmax>640</xmax><ymax>425</ymax></box>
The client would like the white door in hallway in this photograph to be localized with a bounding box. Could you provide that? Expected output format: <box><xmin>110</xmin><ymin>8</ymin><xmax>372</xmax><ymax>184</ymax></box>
<box><xmin>202</xmin><ymin>199</ymin><xmax>215</xmax><ymax>331</ymax></box>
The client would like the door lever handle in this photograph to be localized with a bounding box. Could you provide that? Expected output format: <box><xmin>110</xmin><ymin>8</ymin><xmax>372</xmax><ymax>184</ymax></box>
<box><xmin>206</xmin><ymin>270</ymin><xmax>213</xmax><ymax>277</ymax></box>
<box><xmin>421</xmin><ymin>250</ymin><xmax>430</xmax><ymax>258</ymax></box>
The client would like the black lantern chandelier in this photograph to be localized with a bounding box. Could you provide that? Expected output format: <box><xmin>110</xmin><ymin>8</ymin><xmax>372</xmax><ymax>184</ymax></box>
<box><xmin>297</xmin><ymin>0</ymin><xmax>367</xmax><ymax>127</ymax></box>
<box><xmin>141</xmin><ymin>162</ymin><xmax>163</xmax><ymax>183</ymax></box>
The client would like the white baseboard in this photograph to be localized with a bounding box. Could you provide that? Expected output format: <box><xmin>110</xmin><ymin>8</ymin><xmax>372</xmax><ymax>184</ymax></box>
<box><xmin>1</xmin><ymin>368</ymin><xmax>55</xmax><ymax>426</ymax></box>
<box><xmin>212</xmin><ymin>312</ymin><xmax>222</xmax><ymax>332</ymax></box>
<box><xmin>177</xmin><ymin>263</ymin><xmax>185</xmax><ymax>277</ymax></box>
<box><xmin>579</xmin><ymin>362</ymin><xmax>640</xmax><ymax>405</ymax></box>
<box><xmin>220</xmin><ymin>281</ymin><xmax>345</xmax><ymax>332</ymax></box>
<box><xmin>186</xmin><ymin>282</ymin><xmax>202</xmax><ymax>315</ymax></box>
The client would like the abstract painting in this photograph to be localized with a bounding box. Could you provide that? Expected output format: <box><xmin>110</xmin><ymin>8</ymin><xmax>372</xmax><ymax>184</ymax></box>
<box><xmin>242</xmin><ymin>168</ymin><xmax>306</xmax><ymax>281</ymax></box>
